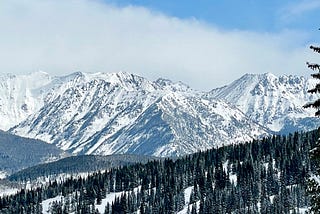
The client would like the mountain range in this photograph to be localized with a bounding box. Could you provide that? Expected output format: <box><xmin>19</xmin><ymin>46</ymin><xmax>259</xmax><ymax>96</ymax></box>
<box><xmin>0</xmin><ymin>71</ymin><xmax>317</xmax><ymax>157</ymax></box>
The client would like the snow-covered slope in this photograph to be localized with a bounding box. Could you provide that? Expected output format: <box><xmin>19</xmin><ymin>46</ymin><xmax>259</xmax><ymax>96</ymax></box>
<box><xmin>0</xmin><ymin>72</ymin><xmax>52</xmax><ymax>130</ymax></box>
<box><xmin>0</xmin><ymin>71</ymin><xmax>88</xmax><ymax>131</ymax></box>
<box><xmin>92</xmin><ymin>92</ymin><xmax>268</xmax><ymax>157</ymax></box>
<box><xmin>207</xmin><ymin>73</ymin><xmax>320</xmax><ymax>134</ymax></box>
<box><xmin>10</xmin><ymin>71</ymin><xmax>268</xmax><ymax>157</ymax></box>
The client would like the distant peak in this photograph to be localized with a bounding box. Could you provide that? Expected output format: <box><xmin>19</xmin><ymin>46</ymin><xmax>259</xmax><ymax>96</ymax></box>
<box><xmin>237</xmin><ymin>73</ymin><xmax>278</xmax><ymax>83</ymax></box>
<box><xmin>69</xmin><ymin>71</ymin><xmax>85</xmax><ymax>77</ymax></box>
<box><xmin>154</xmin><ymin>78</ymin><xmax>191</xmax><ymax>93</ymax></box>
<box><xmin>241</xmin><ymin>72</ymin><xmax>276</xmax><ymax>78</ymax></box>
<box><xmin>155</xmin><ymin>78</ymin><xmax>173</xmax><ymax>87</ymax></box>
<box><xmin>241</xmin><ymin>73</ymin><xmax>256</xmax><ymax>77</ymax></box>
<box><xmin>56</xmin><ymin>71</ymin><xmax>86</xmax><ymax>83</ymax></box>
<box><xmin>262</xmin><ymin>72</ymin><xmax>277</xmax><ymax>78</ymax></box>
<box><xmin>115</xmin><ymin>71</ymin><xmax>136</xmax><ymax>80</ymax></box>
<box><xmin>117</xmin><ymin>70</ymin><xmax>131</xmax><ymax>77</ymax></box>
<box><xmin>264</xmin><ymin>72</ymin><xmax>275</xmax><ymax>76</ymax></box>
<box><xmin>258</xmin><ymin>73</ymin><xmax>278</xmax><ymax>83</ymax></box>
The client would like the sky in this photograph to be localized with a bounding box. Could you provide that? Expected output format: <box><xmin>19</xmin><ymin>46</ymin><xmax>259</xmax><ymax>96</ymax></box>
<box><xmin>1</xmin><ymin>0</ymin><xmax>320</xmax><ymax>90</ymax></box>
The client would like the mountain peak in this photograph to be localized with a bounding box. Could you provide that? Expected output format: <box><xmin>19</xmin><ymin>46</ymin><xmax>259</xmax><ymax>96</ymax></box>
<box><xmin>209</xmin><ymin>72</ymin><xmax>319</xmax><ymax>133</ymax></box>
<box><xmin>55</xmin><ymin>71</ymin><xmax>86</xmax><ymax>84</ymax></box>
<box><xmin>155</xmin><ymin>78</ymin><xmax>173</xmax><ymax>87</ymax></box>
<box><xmin>239</xmin><ymin>72</ymin><xmax>277</xmax><ymax>82</ymax></box>
<box><xmin>262</xmin><ymin>72</ymin><xmax>277</xmax><ymax>78</ymax></box>
<box><xmin>154</xmin><ymin>78</ymin><xmax>192</xmax><ymax>93</ymax></box>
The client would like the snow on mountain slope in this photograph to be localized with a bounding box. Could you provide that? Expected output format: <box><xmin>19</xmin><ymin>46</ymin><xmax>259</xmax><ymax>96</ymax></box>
<box><xmin>10</xmin><ymin>71</ymin><xmax>268</xmax><ymax>157</ymax></box>
<box><xmin>92</xmin><ymin>92</ymin><xmax>268</xmax><ymax>157</ymax></box>
<box><xmin>207</xmin><ymin>73</ymin><xmax>320</xmax><ymax>134</ymax></box>
<box><xmin>0</xmin><ymin>71</ymin><xmax>91</xmax><ymax>131</ymax></box>
<box><xmin>0</xmin><ymin>72</ymin><xmax>52</xmax><ymax>130</ymax></box>
<box><xmin>11</xmin><ymin>72</ymin><xmax>160</xmax><ymax>150</ymax></box>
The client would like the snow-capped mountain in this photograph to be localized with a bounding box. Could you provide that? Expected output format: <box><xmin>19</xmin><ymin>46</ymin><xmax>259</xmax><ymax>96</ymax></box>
<box><xmin>9</xmin><ymin>71</ymin><xmax>268</xmax><ymax>157</ymax></box>
<box><xmin>207</xmin><ymin>73</ymin><xmax>320</xmax><ymax>134</ymax></box>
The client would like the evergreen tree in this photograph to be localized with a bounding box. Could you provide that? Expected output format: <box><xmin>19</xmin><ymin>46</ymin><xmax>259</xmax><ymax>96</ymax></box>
<box><xmin>304</xmin><ymin>42</ymin><xmax>320</xmax><ymax>212</ymax></box>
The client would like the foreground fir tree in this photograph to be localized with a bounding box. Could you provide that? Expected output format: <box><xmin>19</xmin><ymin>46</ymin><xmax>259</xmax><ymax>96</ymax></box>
<box><xmin>304</xmin><ymin>43</ymin><xmax>320</xmax><ymax>212</ymax></box>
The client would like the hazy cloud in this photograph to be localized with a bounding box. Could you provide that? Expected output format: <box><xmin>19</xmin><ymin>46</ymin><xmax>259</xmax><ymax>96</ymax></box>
<box><xmin>0</xmin><ymin>0</ymin><xmax>315</xmax><ymax>90</ymax></box>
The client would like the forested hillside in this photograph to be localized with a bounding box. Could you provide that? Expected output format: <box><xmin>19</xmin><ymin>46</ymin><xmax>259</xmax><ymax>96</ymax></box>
<box><xmin>0</xmin><ymin>129</ymin><xmax>317</xmax><ymax>213</ymax></box>
<box><xmin>0</xmin><ymin>130</ymin><xmax>65</xmax><ymax>175</ymax></box>
<box><xmin>9</xmin><ymin>154</ymin><xmax>158</xmax><ymax>181</ymax></box>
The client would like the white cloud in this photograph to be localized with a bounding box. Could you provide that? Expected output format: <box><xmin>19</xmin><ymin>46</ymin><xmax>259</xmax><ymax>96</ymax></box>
<box><xmin>0</xmin><ymin>0</ymin><xmax>315</xmax><ymax>90</ymax></box>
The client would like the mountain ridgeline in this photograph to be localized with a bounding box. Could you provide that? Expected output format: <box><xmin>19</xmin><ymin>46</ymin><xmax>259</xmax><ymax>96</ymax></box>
<box><xmin>8</xmin><ymin>154</ymin><xmax>158</xmax><ymax>181</ymax></box>
<box><xmin>0</xmin><ymin>129</ymin><xmax>317</xmax><ymax>213</ymax></box>
<box><xmin>208</xmin><ymin>73</ymin><xmax>320</xmax><ymax>134</ymax></box>
<box><xmin>0</xmin><ymin>71</ymin><xmax>317</xmax><ymax>157</ymax></box>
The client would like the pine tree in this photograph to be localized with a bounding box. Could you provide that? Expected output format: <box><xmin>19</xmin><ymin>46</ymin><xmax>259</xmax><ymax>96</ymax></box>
<box><xmin>304</xmin><ymin>42</ymin><xmax>320</xmax><ymax>212</ymax></box>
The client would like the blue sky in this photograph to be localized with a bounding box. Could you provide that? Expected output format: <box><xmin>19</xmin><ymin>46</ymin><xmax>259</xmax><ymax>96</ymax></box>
<box><xmin>108</xmin><ymin>0</ymin><xmax>281</xmax><ymax>30</ymax></box>
<box><xmin>105</xmin><ymin>0</ymin><xmax>319</xmax><ymax>37</ymax></box>
<box><xmin>1</xmin><ymin>0</ymin><xmax>320</xmax><ymax>90</ymax></box>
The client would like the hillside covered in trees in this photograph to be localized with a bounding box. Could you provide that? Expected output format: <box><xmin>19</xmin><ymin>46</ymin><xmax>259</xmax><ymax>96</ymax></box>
<box><xmin>0</xmin><ymin>130</ymin><xmax>65</xmax><ymax>175</ymax></box>
<box><xmin>8</xmin><ymin>154</ymin><xmax>158</xmax><ymax>182</ymax></box>
<box><xmin>0</xmin><ymin>129</ymin><xmax>318</xmax><ymax>213</ymax></box>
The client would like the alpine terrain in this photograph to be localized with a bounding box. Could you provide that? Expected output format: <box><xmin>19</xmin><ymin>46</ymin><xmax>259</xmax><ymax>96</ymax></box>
<box><xmin>8</xmin><ymin>71</ymin><xmax>267</xmax><ymax>157</ymax></box>
<box><xmin>208</xmin><ymin>73</ymin><xmax>320</xmax><ymax>134</ymax></box>
<box><xmin>0</xmin><ymin>71</ymin><xmax>317</xmax><ymax>157</ymax></box>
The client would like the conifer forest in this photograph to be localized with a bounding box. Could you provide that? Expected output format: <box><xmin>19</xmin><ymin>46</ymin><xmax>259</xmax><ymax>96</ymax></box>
<box><xmin>0</xmin><ymin>129</ymin><xmax>317</xmax><ymax>213</ymax></box>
